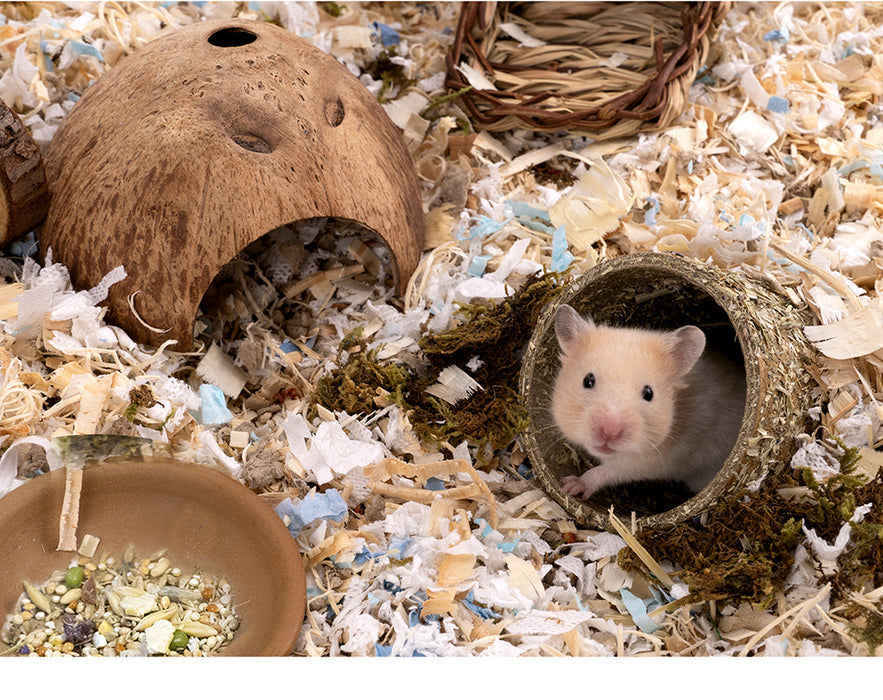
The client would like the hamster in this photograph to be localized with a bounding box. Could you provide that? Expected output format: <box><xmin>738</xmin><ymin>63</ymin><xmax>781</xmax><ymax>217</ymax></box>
<box><xmin>551</xmin><ymin>304</ymin><xmax>746</xmax><ymax>501</ymax></box>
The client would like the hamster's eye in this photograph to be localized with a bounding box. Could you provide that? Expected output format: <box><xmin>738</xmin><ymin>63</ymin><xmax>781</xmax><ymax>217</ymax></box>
<box><xmin>583</xmin><ymin>373</ymin><xmax>595</xmax><ymax>389</ymax></box>
<box><xmin>642</xmin><ymin>385</ymin><xmax>653</xmax><ymax>402</ymax></box>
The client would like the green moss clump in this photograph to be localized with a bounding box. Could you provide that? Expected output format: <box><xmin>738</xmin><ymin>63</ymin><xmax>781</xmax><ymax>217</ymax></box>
<box><xmin>311</xmin><ymin>272</ymin><xmax>566</xmax><ymax>459</ymax></box>
<box><xmin>365</xmin><ymin>48</ymin><xmax>412</xmax><ymax>103</ymax></box>
<box><xmin>312</xmin><ymin>344</ymin><xmax>411</xmax><ymax>417</ymax></box>
<box><xmin>619</xmin><ymin>488</ymin><xmax>805</xmax><ymax>604</ymax></box>
<box><xmin>620</xmin><ymin>445</ymin><xmax>883</xmax><ymax>611</ymax></box>
<box><xmin>320</xmin><ymin>2</ymin><xmax>345</xmax><ymax>18</ymax></box>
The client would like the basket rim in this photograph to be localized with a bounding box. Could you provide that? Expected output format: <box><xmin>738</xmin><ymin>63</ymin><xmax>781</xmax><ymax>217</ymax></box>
<box><xmin>444</xmin><ymin>1</ymin><xmax>726</xmax><ymax>135</ymax></box>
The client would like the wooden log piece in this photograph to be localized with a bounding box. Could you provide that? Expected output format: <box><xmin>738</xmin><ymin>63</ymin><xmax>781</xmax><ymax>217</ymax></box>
<box><xmin>0</xmin><ymin>99</ymin><xmax>49</xmax><ymax>246</ymax></box>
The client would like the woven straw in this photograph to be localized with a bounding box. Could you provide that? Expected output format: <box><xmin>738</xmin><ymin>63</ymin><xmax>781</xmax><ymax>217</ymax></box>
<box><xmin>519</xmin><ymin>253</ymin><xmax>819</xmax><ymax>531</ymax></box>
<box><xmin>445</xmin><ymin>1</ymin><xmax>729</xmax><ymax>139</ymax></box>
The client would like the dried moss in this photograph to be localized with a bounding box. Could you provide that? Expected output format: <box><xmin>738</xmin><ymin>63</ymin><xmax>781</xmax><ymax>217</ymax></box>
<box><xmin>319</xmin><ymin>2</ymin><xmax>345</xmax><ymax>18</ymax></box>
<box><xmin>620</xmin><ymin>446</ymin><xmax>883</xmax><ymax>609</ymax></box>
<box><xmin>529</xmin><ymin>162</ymin><xmax>577</xmax><ymax>187</ymax></box>
<box><xmin>312</xmin><ymin>342</ymin><xmax>411</xmax><ymax>416</ymax></box>
<box><xmin>312</xmin><ymin>272</ymin><xmax>566</xmax><ymax>458</ymax></box>
<box><xmin>847</xmin><ymin>610</ymin><xmax>883</xmax><ymax>655</ymax></box>
<box><xmin>620</xmin><ymin>487</ymin><xmax>805</xmax><ymax>603</ymax></box>
<box><xmin>419</xmin><ymin>272</ymin><xmax>566</xmax><ymax>385</ymax></box>
<box><xmin>365</xmin><ymin>48</ymin><xmax>412</xmax><ymax>103</ymax></box>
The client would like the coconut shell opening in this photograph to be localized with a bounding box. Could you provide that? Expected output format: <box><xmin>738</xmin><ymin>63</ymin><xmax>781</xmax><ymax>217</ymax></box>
<box><xmin>519</xmin><ymin>252</ymin><xmax>818</xmax><ymax>531</ymax></box>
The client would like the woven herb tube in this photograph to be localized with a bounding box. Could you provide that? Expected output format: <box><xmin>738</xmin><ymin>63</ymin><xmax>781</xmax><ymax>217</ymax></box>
<box><xmin>519</xmin><ymin>253</ymin><xmax>818</xmax><ymax>530</ymax></box>
<box><xmin>445</xmin><ymin>1</ymin><xmax>728</xmax><ymax>139</ymax></box>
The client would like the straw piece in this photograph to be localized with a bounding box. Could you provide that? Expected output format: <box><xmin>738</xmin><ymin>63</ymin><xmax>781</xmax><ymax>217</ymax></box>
<box><xmin>57</xmin><ymin>466</ymin><xmax>83</xmax><ymax>552</ymax></box>
<box><xmin>608</xmin><ymin>509</ymin><xmax>675</xmax><ymax>590</ymax></box>
<box><xmin>737</xmin><ymin>584</ymin><xmax>831</xmax><ymax>657</ymax></box>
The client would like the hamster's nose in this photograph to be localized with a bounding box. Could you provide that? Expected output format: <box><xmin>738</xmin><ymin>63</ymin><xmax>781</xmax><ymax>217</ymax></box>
<box><xmin>597</xmin><ymin>418</ymin><xmax>624</xmax><ymax>443</ymax></box>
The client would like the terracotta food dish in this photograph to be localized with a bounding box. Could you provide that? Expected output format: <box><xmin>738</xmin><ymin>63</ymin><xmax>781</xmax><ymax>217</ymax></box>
<box><xmin>0</xmin><ymin>458</ymin><xmax>305</xmax><ymax>656</ymax></box>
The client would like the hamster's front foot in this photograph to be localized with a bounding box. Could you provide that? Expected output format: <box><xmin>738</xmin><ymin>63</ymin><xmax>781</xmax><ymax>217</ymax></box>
<box><xmin>561</xmin><ymin>465</ymin><xmax>611</xmax><ymax>500</ymax></box>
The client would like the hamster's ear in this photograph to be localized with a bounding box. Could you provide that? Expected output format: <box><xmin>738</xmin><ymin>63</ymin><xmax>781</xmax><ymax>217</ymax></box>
<box><xmin>555</xmin><ymin>304</ymin><xmax>594</xmax><ymax>353</ymax></box>
<box><xmin>668</xmin><ymin>325</ymin><xmax>706</xmax><ymax>376</ymax></box>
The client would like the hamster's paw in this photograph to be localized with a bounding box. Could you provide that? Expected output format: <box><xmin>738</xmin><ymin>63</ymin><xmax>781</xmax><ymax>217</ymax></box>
<box><xmin>562</xmin><ymin>465</ymin><xmax>615</xmax><ymax>500</ymax></box>
<box><xmin>562</xmin><ymin>471</ymin><xmax>601</xmax><ymax>500</ymax></box>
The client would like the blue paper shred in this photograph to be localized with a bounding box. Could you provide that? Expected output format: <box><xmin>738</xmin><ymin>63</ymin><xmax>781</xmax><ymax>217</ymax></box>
<box><xmin>506</xmin><ymin>200</ymin><xmax>555</xmax><ymax>234</ymax></box>
<box><xmin>838</xmin><ymin>159</ymin><xmax>869</xmax><ymax>176</ymax></box>
<box><xmin>273</xmin><ymin>489</ymin><xmax>348</xmax><ymax>537</ymax></box>
<box><xmin>375</xmin><ymin>642</ymin><xmax>427</xmax><ymax>657</ymax></box>
<box><xmin>505</xmin><ymin>200</ymin><xmax>552</xmax><ymax>223</ymax></box>
<box><xmin>354</xmin><ymin>548</ymin><xmax>374</xmax><ymax>565</ymax></box>
<box><xmin>516</xmin><ymin>462</ymin><xmax>533</xmax><ymax>479</ymax></box>
<box><xmin>279</xmin><ymin>339</ymin><xmax>297</xmax><ymax>353</ymax></box>
<box><xmin>478</xmin><ymin>519</ymin><xmax>494</xmax><ymax>538</ymax></box>
<box><xmin>551</xmin><ymin>225</ymin><xmax>574</xmax><ymax>273</ymax></box>
<box><xmin>477</xmin><ymin>519</ymin><xmax>521</xmax><ymax>552</ymax></box>
<box><xmin>388</xmin><ymin>535</ymin><xmax>411</xmax><ymax>557</ymax></box>
<box><xmin>40</xmin><ymin>41</ymin><xmax>54</xmax><ymax>71</ymax></box>
<box><xmin>694</xmin><ymin>68</ymin><xmax>716</xmax><ymax>86</ymax></box>
<box><xmin>424</xmin><ymin>477</ymin><xmax>446</xmax><ymax>491</ymax></box>
<box><xmin>69</xmin><ymin>40</ymin><xmax>104</xmax><ymax>62</ymax></box>
<box><xmin>373</xmin><ymin>22</ymin><xmax>400</xmax><ymax>47</ymax></box>
<box><xmin>458</xmin><ymin>215</ymin><xmax>509</xmax><ymax>241</ymax></box>
<box><xmin>514</xmin><ymin>217</ymin><xmax>554</xmax><ymax>234</ymax></box>
<box><xmin>468</xmin><ymin>254</ymin><xmax>492</xmax><ymax>277</ymax></box>
<box><xmin>463</xmin><ymin>591</ymin><xmax>501</xmax><ymax>619</ymax></box>
<box><xmin>191</xmin><ymin>384</ymin><xmax>233</xmax><ymax>426</ymax></box>
<box><xmin>381</xmin><ymin>579</ymin><xmax>403</xmax><ymax>594</ymax></box>
<box><xmin>619</xmin><ymin>588</ymin><xmax>663</xmax><ymax>634</ymax></box>
<box><xmin>7</xmin><ymin>231</ymin><xmax>37</xmax><ymax>259</ymax></box>
<box><xmin>763</xmin><ymin>28</ymin><xmax>789</xmax><ymax>42</ymax></box>
<box><xmin>766</xmin><ymin>95</ymin><xmax>790</xmax><ymax>113</ymax></box>
<box><xmin>839</xmin><ymin>158</ymin><xmax>883</xmax><ymax>182</ymax></box>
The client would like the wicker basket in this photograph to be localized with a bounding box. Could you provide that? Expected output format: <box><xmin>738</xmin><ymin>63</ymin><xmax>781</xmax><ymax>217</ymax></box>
<box><xmin>445</xmin><ymin>1</ymin><xmax>728</xmax><ymax>139</ymax></box>
<box><xmin>519</xmin><ymin>253</ymin><xmax>819</xmax><ymax>530</ymax></box>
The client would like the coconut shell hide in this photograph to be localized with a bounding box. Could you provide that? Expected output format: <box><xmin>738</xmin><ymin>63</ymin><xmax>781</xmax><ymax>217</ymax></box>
<box><xmin>40</xmin><ymin>19</ymin><xmax>424</xmax><ymax>351</ymax></box>
<box><xmin>519</xmin><ymin>252</ymin><xmax>819</xmax><ymax>530</ymax></box>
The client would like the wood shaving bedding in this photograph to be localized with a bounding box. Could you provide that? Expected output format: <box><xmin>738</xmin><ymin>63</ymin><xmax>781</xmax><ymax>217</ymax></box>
<box><xmin>0</xmin><ymin>1</ymin><xmax>882</xmax><ymax>658</ymax></box>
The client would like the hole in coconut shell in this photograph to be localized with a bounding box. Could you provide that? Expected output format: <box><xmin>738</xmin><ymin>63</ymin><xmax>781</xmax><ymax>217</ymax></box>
<box><xmin>325</xmin><ymin>99</ymin><xmax>345</xmax><ymax>127</ymax></box>
<box><xmin>231</xmin><ymin>134</ymin><xmax>272</xmax><ymax>153</ymax></box>
<box><xmin>208</xmin><ymin>27</ymin><xmax>258</xmax><ymax>47</ymax></box>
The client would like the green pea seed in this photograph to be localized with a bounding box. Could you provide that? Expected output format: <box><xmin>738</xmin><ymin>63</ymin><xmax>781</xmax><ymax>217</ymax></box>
<box><xmin>64</xmin><ymin>566</ymin><xmax>84</xmax><ymax>589</ymax></box>
<box><xmin>169</xmin><ymin>630</ymin><xmax>189</xmax><ymax>652</ymax></box>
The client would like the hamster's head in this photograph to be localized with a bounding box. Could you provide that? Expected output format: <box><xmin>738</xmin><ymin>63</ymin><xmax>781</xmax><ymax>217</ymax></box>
<box><xmin>550</xmin><ymin>304</ymin><xmax>705</xmax><ymax>460</ymax></box>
